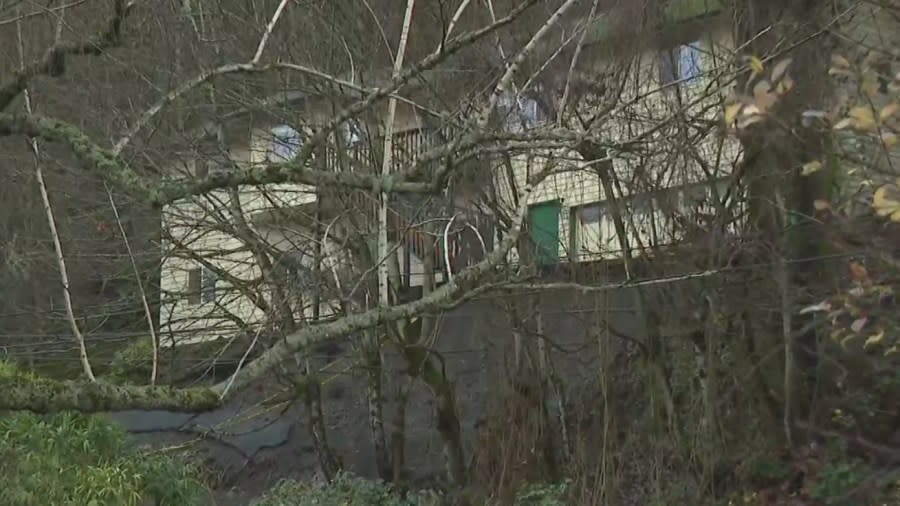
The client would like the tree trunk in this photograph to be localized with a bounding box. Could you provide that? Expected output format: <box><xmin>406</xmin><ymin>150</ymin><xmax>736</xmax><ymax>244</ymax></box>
<box><xmin>303</xmin><ymin>374</ymin><xmax>341</xmax><ymax>481</ymax></box>
<box><xmin>731</xmin><ymin>0</ymin><xmax>837</xmax><ymax>437</ymax></box>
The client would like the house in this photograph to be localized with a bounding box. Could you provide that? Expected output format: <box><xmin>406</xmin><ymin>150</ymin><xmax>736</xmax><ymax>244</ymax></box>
<box><xmin>158</xmin><ymin>90</ymin><xmax>493</xmax><ymax>345</ymax></box>
<box><xmin>158</xmin><ymin>0</ymin><xmax>742</xmax><ymax>345</ymax></box>
<box><xmin>498</xmin><ymin>0</ymin><xmax>742</xmax><ymax>267</ymax></box>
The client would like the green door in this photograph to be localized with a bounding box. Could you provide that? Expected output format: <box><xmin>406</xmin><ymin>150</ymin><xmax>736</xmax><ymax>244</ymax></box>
<box><xmin>528</xmin><ymin>201</ymin><xmax>561</xmax><ymax>266</ymax></box>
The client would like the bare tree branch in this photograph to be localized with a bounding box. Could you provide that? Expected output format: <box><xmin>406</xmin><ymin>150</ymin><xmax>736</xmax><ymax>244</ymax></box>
<box><xmin>0</xmin><ymin>0</ymin><xmax>137</xmax><ymax>110</ymax></box>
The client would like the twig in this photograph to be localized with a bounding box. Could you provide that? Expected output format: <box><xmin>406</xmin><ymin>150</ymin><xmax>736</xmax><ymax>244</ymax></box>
<box><xmin>378</xmin><ymin>0</ymin><xmax>417</xmax><ymax>307</ymax></box>
<box><xmin>0</xmin><ymin>0</ymin><xmax>136</xmax><ymax>110</ymax></box>
<box><xmin>106</xmin><ymin>185</ymin><xmax>159</xmax><ymax>385</ymax></box>
<box><xmin>480</xmin><ymin>0</ymin><xmax>581</xmax><ymax>129</ymax></box>
<box><xmin>559</xmin><ymin>0</ymin><xmax>599</xmax><ymax>125</ymax></box>
<box><xmin>252</xmin><ymin>0</ymin><xmax>291</xmax><ymax>64</ymax></box>
<box><xmin>219</xmin><ymin>325</ymin><xmax>265</xmax><ymax>399</ymax></box>
<box><xmin>442</xmin><ymin>214</ymin><xmax>459</xmax><ymax>283</ymax></box>
<box><xmin>444</xmin><ymin>0</ymin><xmax>473</xmax><ymax>43</ymax></box>
<box><xmin>0</xmin><ymin>0</ymin><xmax>87</xmax><ymax>27</ymax></box>
<box><xmin>113</xmin><ymin>62</ymin><xmax>261</xmax><ymax>155</ymax></box>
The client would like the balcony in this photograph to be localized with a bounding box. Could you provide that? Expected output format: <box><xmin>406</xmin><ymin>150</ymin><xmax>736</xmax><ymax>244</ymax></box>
<box><xmin>257</xmin><ymin>125</ymin><xmax>495</xmax><ymax>279</ymax></box>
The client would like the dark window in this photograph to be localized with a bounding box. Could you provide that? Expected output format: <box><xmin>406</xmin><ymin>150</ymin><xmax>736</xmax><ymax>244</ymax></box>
<box><xmin>201</xmin><ymin>267</ymin><xmax>218</xmax><ymax>304</ymax></box>
<box><xmin>570</xmin><ymin>203</ymin><xmax>604</xmax><ymax>257</ymax></box>
<box><xmin>187</xmin><ymin>267</ymin><xmax>201</xmax><ymax>305</ymax></box>
<box><xmin>659</xmin><ymin>41</ymin><xmax>702</xmax><ymax>86</ymax></box>
<box><xmin>500</xmin><ymin>93</ymin><xmax>542</xmax><ymax>132</ymax></box>
<box><xmin>269</xmin><ymin>125</ymin><xmax>302</xmax><ymax>162</ymax></box>
<box><xmin>195</xmin><ymin>160</ymin><xmax>209</xmax><ymax>178</ymax></box>
<box><xmin>187</xmin><ymin>266</ymin><xmax>217</xmax><ymax>305</ymax></box>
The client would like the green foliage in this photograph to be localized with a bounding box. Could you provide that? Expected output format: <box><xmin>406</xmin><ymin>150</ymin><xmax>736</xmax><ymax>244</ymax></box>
<box><xmin>251</xmin><ymin>473</ymin><xmax>441</xmax><ymax>506</ymax></box>
<box><xmin>0</xmin><ymin>411</ymin><xmax>206</xmax><ymax>505</ymax></box>
<box><xmin>737</xmin><ymin>454</ymin><xmax>791</xmax><ymax>487</ymax></box>
<box><xmin>106</xmin><ymin>338</ymin><xmax>155</xmax><ymax>384</ymax></box>
<box><xmin>514</xmin><ymin>480</ymin><xmax>571</xmax><ymax>506</ymax></box>
<box><xmin>809</xmin><ymin>460</ymin><xmax>872</xmax><ymax>506</ymax></box>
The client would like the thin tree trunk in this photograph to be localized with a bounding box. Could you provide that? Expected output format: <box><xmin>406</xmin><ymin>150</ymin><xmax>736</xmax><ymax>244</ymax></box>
<box><xmin>107</xmin><ymin>187</ymin><xmax>159</xmax><ymax>385</ymax></box>
<box><xmin>17</xmin><ymin>12</ymin><xmax>95</xmax><ymax>382</ymax></box>
<box><xmin>303</xmin><ymin>370</ymin><xmax>341</xmax><ymax>481</ymax></box>
<box><xmin>365</xmin><ymin>328</ymin><xmax>392</xmax><ymax>481</ymax></box>
<box><xmin>391</xmin><ymin>379</ymin><xmax>411</xmax><ymax>484</ymax></box>
<box><xmin>371</xmin><ymin>0</ymin><xmax>416</xmax><ymax>483</ymax></box>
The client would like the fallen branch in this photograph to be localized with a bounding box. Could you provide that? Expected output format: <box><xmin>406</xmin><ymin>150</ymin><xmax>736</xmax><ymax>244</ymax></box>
<box><xmin>0</xmin><ymin>371</ymin><xmax>220</xmax><ymax>413</ymax></box>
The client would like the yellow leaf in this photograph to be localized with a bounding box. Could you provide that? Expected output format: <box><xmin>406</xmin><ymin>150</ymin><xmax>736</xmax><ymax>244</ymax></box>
<box><xmin>831</xmin><ymin>54</ymin><xmax>851</xmax><ymax>68</ymax></box>
<box><xmin>872</xmin><ymin>184</ymin><xmax>900</xmax><ymax>220</ymax></box>
<box><xmin>862</xmin><ymin>75</ymin><xmax>879</xmax><ymax>98</ymax></box>
<box><xmin>848</xmin><ymin>106</ymin><xmax>876</xmax><ymax>131</ymax></box>
<box><xmin>742</xmin><ymin>104</ymin><xmax>762</xmax><ymax>117</ymax></box>
<box><xmin>771</xmin><ymin>58</ymin><xmax>792</xmax><ymax>83</ymax></box>
<box><xmin>777</xmin><ymin>77</ymin><xmax>795</xmax><ymax>95</ymax></box>
<box><xmin>864</xmin><ymin>330</ymin><xmax>885</xmax><ymax>348</ymax></box>
<box><xmin>753</xmin><ymin>80</ymin><xmax>771</xmax><ymax>96</ymax></box>
<box><xmin>880</xmin><ymin>102</ymin><xmax>899</xmax><ymax>121</ymax></box>
<box><xmin>833</xmin><ymin>117</ymin><xmax>854</xmax><ymax>130</ymax></box>
<box><xmin>849</xmin><ymin>260</ymin><xmax>869</xmax><ymax>283</ymax></box>
<box><xmin>724</xmin><ymin>103</ymin><xmax>743</xmax><ymax>125</ymax></box>
<box><xmin>840</xmin><ymin>334</ymin><xmax>857</xmax><ymax>348</ymax></box>
<box><xmin>753</xmin><ymin>91</ymin><xmax>777</xmax><ymax>112</ymax></box>
<box><xmin>748</xmin><ymin>55</ymin><xmax>764</xmax><ymax>74</ymax></box>
<box><xmin>801</xmin><ymin>160</ymin><xmax>823</xmax><ymax>176</ymax></box>
<box><xmin>882</xmin><ymin>132</ymin><xmax>898</xmax><ymax>148</ymax></box>
<box><xmin>885</xmin><ymin>344</ymin><xmax>899</xmax><ymax>356</ymax></box>
<box><xmin>737</xmin><ymin>114</ymin><xmax>764</xmax><ymax>129</ymax></box>
<box><xmin>813</xmin><ymin>199</ymin><xmax>831</xmax><ymax>211</ymax></box>
<box><xmin>828</xmin><ymin>67</ymin><xmax>854</xmax><ymax>77</ymax></box>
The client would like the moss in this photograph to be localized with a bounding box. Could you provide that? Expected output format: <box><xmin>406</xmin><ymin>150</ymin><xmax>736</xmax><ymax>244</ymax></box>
<box><xmin>0</xmin><ymin>362</ymin><xmax>220</xmax><ymax>413</ymax></box>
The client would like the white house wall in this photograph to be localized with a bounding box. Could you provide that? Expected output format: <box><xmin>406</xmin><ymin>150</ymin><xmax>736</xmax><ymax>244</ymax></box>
<box><xmin>160</xmin><ymin>120</ymin><xmax>445</xmax><ymax>343</ymax></box>
<box><xmin>497</xmin><ymin>16</ymin><xmax>743</xmax><ymax>264</ymax></box>
<box><xmin>159</xmin><ymin>130</ymin><xmax>317</xmax><ymax>345</ymax></box>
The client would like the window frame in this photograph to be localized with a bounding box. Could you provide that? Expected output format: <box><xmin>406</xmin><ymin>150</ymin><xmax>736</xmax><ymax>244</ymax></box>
<box><xmin>269</xmin><ymin>125</ymin><xmax>302</xmax><ymax>162</ymax></box>
<box><xmin>187</xmin><ymin>267</ymin><xmax>201</xmax><ymax>305</ymax></box>
<box><xmin>570</xmin><ymin>202</ymin><xmax>604</xmax><ymax>258</ymax></box>
<box><xmin>200</xmin><ymin>266</ymin><xmax>218</xmax><ymax>304</ymax></box>
<box><xmin>659</xmin><ymin>40</ymin><xmax>703</xmax><ymax>87</ymax></box>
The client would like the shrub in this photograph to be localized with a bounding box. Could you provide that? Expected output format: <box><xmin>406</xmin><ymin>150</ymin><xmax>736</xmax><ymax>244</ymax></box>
<box><xmin>514</xmin><ymin>480</ymin><xmax>572</xmax><ymax>506</ymax></box>
<box><xmin>0</xmin><ymin>411</ymin><xmax>206</xmax><ymax>506</ymax></box>
<box><xmin>106</xmin><ymin>338</ymin><xmax>156</xmax><ymax>384</ymax></box>
<box><xmin>251</xmin><ymin>473</ymin><xmax>441</xmax><ymax>506</ymax></box>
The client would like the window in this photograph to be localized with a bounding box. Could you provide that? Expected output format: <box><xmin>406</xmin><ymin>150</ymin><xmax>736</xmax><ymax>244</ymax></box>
<box><xmin>629</xmin><ymin>194</ymin><xmax>655</xmax><ymax>241</ymax></box>
<box><xmin>187</xmin><ymin>265</ymin><xmax>217</xmax><ymax>305</ymax></box>
<box><xmin>344</xmin><ymin>120</ymin><xmax>364</xmax><ymax>147</ymax></box>
<box><xmin>269</xmin><ymin>125</ymin><xmax>302</xmax><ymax>162</ymax></box>
<box><xmin>570</xmin><ymin>203</ymin><xmax>604</xmax><ymax>256</ymax></box>
<box><xmin>277</xmin><ymin>250</ymin><xmax>313</xmax><ymax>296</ymax></box>
<box><xmin>659</xmin><ymin>41</ymin><xmax>702</xmax><ymax>86</ymax></box>
<box><xmin>194</xmin><ymin>160</ymin><xmax>208</xmax><ymax>178</ymax></box>
<box><xmin>201</xmin><ymin>267</ymin><xmax>218</xmax><ymax>304</ymax></box>
<box><xmin>654</xmin><ymin>189</ymin><xmax>681</xmax><ymax>243</ymax></box>
<box><xmin>187</xmin><ymin>267</ymin><xmax>201</xmax><ymax>305</ymax></box>
<box><xmin>499</xmin><ymin>92</ymin><xmax>541</xmax><ymax>132</ymax></box>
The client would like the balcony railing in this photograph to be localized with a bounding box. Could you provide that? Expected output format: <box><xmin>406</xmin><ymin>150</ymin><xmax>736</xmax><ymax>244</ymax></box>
<box><xmin>320</xmin><ymin>126</ymin><xmax>493</xmax><ymax>275</ymax></box>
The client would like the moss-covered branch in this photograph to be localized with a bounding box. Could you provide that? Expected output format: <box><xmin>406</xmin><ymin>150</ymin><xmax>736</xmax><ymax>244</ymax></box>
<box><xmin>0</xmin><ymin>112</ymin><xmax>153</xmax><ymax>197</ymax></box>
<box><xmin>154</xmin><ymin>163</ymin><xmax>433</xmax><ymax>205</ymax></box>
<box><xmin>0</xmin><ymin>112</ymin><xmax>436</xmax><ymax>205</ymax></box>
<box><xmin>1</xmin><ymin>372</ymin><xmax>220</xmax><ymax>413</ymax></box>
